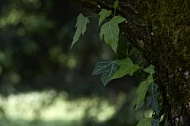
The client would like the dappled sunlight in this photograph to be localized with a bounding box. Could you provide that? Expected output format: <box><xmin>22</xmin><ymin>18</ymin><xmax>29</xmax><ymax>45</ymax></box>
<box><xmin>0</xmin><ymin>0</ymin><xmax>53</xmax><ymax>31</ymax></box>
<box><xmin>0</xmin><ymin>8</ymin><xmax>23</xmax><ymax>28</ymax></box>
<box><xmin>66</xmin><ymin>57</ymin><xmax>77</xmax><ymax>68</ymax></box>
<box><xmin>0</xmin><ymin>90</ymin><xmax>121</xmax><ymax>126</ymax></box>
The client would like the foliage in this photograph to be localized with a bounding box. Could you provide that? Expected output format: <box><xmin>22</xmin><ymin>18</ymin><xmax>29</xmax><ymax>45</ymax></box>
<box><xmin>133</xmin><ymin>75</ymin><xmax>154</xmax><ymax>110</ymax></box>
<box><xmin>136</xmin><ymin>118</ymin><xmax>152</xmax><ymax>126</ymax></box>
<box><xmin>71</xmin><ymin>1</ymin><xmax>161</xmax><ymax>125</ymax></box>
<box><xmin>98</xmin><ymin>9</ymin><xmax>112</xmax><ymax>26</ymax></box>
<box><xmin>147</xmin><ymin>82</ymin><xmax>159</xmax><ymax>115</ymax></box>
<box><xmin>92</xmin><ymin>60</ymin><xmax>119</xmax><ymax>86</ymax></box>
<box><xmin>111</xmin><ymin>57</ymin><xmax>140</xmax><ymax>79</ymax></box>
<box><xmin>99</xmin><ymin>16</ymin><xmax>125</xmax><ymax>52</ymax></box>
<box><xmin>71</xmin><ymin>13</ymin><xmax>90</xmax><ymax>48</ymax></box>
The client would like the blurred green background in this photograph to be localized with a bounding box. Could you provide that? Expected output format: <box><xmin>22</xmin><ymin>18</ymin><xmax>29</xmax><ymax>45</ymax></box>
<box><xmin>0</xmin><ymin>0</ymin><xmax>149</xmax><ymax>125</ymax></box>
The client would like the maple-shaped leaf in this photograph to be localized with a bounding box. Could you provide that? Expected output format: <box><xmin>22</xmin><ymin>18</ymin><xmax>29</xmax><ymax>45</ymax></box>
<box><xmin>99</xmin><ymin>16</ymin><xmax>125</xmax><ymax>52</ymax></box>
<box><xmin>71</xmin><ymin>13</ymin><xmax>90</xmax><ymax>48</ymax></box>
<box><xmin>111</xmin><ymin>57</ymin><xmax>140</xmax><ymax>80</ymax></box>
<box><xmin>98</xmin><ymin>9</ymin><xmax>112</xmax><ymax>26</ymax></box>
<box><xmin>92</xmin><ymin>60</ymin><xmax>118</xmax><ymax>86</ymax></box>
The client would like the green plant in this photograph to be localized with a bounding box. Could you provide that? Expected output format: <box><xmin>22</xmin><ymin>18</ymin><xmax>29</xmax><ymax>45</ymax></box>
<box><xmin>71</xmin><ymin>1</ymin><xmax>162</xmax><ymax>125</ymax></box>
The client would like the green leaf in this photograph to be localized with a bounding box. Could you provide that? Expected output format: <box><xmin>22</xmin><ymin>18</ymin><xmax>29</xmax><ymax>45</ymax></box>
<box><xmin>111</xmin><ymin>16</ymin><xmax>126</xmax><ymax>24</ymax></box>
<box><xmin>144</xmin><ymin>65</ymin><xmax>155</xmax><ymax>74</ymax></box>
<box><xmin>148</xmin><ymin>82</ymin><xmax>158</xmax><ymax>94</ymax></box>
<box><xmin>134</xmin><ymin>81</ymin><xmax>147</xmax><ymax>109</ymax></box>
<box><xmin>136</xmin><ymin>118</ymin><xmax>152</xmax><ymax>126</ymax></box>
<box><xmin>71</xmin><ymin>13</ymin><xmax>90</xmax><ymax>48</ymax></box>
<box><xmin>113</xmin><ymin>0</ymin><xmax>119</xmax><ymax>10</ymax></box>
<box><xmin>98</xmin><ymin>9</ymin><xmax>112</xmax><ymax>26</ymax></box>
<box><xmin>99</xmin><ymin>16</ymin><xmax>125</xmax><ymax>52</ymax></box>
<box><xmin>92</xmin><ymin>61</ymin><xmax>114</xmax><ymax>75</ymax></box>
<box><xmin>134</xmin><ymin>75</ymin><xmax>154</xmax><ymax>109</ymax></box>
<box><xmin>111</xmin><ymin>57</ymin><xmax>140</xmax><ymax>80</ymax></box>
<box><xmin>147</xmin><ymin>93</ymin><xmax>159</xmax><ymax>115</ymax></box>
<box><xmin>92</xmin><ymin>60</ymin><xmax>118</xmax><ymax>86</ymax></box>
<box><xmin>147</xmin><ymin>82</ymin><xmax>159</xmax><ymax>115</ymax></box>
<box><xmin>146</xmin><ymin>75</ymin><xmax>154</xmax><ymax>85</ymax></box>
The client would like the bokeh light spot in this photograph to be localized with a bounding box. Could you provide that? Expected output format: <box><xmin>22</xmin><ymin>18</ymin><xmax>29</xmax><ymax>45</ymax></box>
<box><xmin>67</xmin><ymin>57</ymin><xmax>77</xmax><ymax>68</ymax></box>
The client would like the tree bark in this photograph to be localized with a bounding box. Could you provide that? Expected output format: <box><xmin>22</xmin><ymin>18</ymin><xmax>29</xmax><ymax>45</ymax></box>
<box><xmin>72</xmin><ymin>0</ymin><xmax>190</xmax><ymax>125</ymax></box>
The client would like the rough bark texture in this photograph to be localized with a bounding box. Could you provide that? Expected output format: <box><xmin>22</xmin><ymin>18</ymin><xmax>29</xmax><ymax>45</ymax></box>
<box><xmin>73</xmin><ymin>0</ymin><xmax>190</xmax><ymax>125</ymax></box>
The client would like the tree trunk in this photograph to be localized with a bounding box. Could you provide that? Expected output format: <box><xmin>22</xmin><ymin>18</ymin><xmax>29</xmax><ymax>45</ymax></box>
<box><xmin>72</xmin><ymin>0</ymin><xmax>190</xmax><ymax>125</ymax></box>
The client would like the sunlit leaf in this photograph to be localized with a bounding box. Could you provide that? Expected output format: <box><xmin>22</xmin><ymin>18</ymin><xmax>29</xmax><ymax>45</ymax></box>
<box><xmin>98</xmin><ymin>9</ymin><xmax>112</xmax><ymax>26</ymax></box>
<box><xmin>99</xmin><ymin>22</ymin><xmax>118</xmax><ymax>52</ymax></box>
<box><xmin>111</xmin><ymin>57</ymin><xmax>140</xmax><ymax>80</ymax></box>
<box><xmin>134</xmin><ymin>75</ymin><xmax>154</xmax><ymax>109</ymax></box>
<box><xmin>99</xmin><ymin>16</ymin><xmax>125</xmax><ymax>52</ymax></box>
<box><xmin>71</xmin><ymin>13</ymin><xmax>90</xmax><ymax>48</ymax></box>
<box><xmin>144</xmin><ymin>65</ymin><xmax>155</xmax><ymax>75</ymax></box>
<box><xmin>136</xmin><ymin>118</ymin><xmax>152</xmax><ymax>126</ymax></box>
<box><xmin>92</xmin><ymin>60</ymin><xmax>118</xmax><ymax>86</ymax></box>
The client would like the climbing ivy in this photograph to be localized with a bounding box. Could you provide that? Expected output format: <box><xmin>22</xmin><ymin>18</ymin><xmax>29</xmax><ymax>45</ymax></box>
<box><xmin>111</xmin><ymin>57</ymin><xmax>140</xmax><ymax>79</ymax></box>
<box><xmin>99</xmin><ymin>15</ymin><xmax>125</xmax><ymax>52</ymax></box>
<box><xmin>71</xmin><ymin>13</ymin><xmax>90</xmax><ymax>48</ymax></box>
<box><xmin>92</xmin><ymin>60</ymin><xmax>119</xmax><ymax>86</ymax></box>
<box><xmin>71</xmin><ymin>0</ymin><xmax>161</xmax><ymax>125</ymax></box>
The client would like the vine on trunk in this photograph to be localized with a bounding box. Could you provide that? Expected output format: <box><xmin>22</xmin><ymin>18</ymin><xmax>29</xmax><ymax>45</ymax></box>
<box><xmin>71</xmin><ymin>1</ymin><xmax>161</xmax><ymax>125</ymax></box>
<box><xmin>71</xmin><ymin>0</ymin><xmax>190</xmax><ymax>125</ymax></box>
